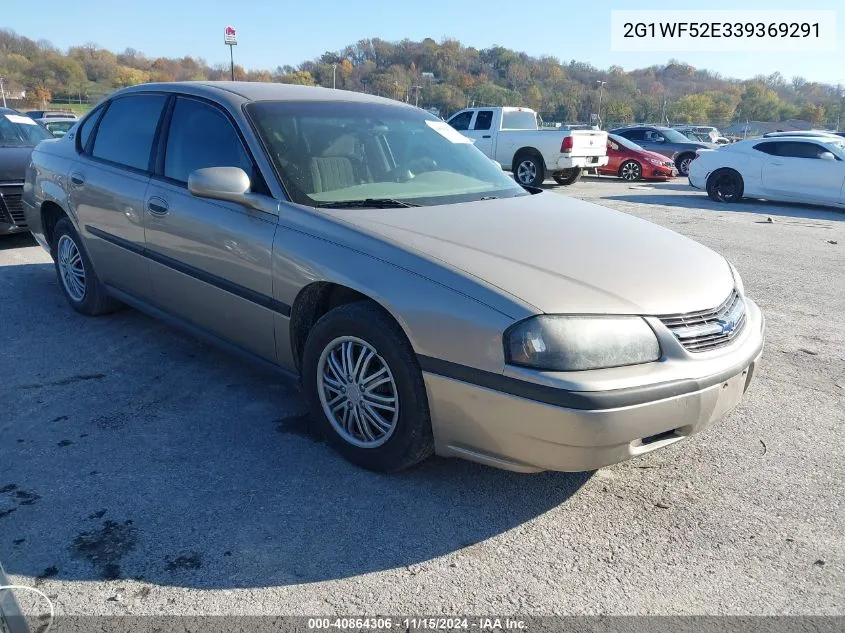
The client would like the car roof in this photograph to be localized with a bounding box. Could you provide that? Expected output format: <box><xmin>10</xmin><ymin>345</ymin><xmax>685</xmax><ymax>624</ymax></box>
<box><xmin>115</xmin><ymin>81</ymin><xmax>415</xmax><ymax>109</ymax></box>
<box><xmin>762</xmin><ymin>130</ymin><xmax>838</xmax><ymax>138</ymax></box>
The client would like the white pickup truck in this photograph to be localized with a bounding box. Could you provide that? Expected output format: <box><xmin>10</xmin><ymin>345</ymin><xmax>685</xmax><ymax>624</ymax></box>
<box><xmin>446</xmin><ymin>106</ymin><xmax>608</xmax><ymax>186</ymax></box>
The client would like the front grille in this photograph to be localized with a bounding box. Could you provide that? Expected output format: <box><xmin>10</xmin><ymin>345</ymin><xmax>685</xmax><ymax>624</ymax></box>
<box><xmin>0</xmin><ymin>187</ymin><xmax>26</xmax><ymax>227</ymax></box>
<box><xmin>659</xmin><ymin>289</ymin><xmax>746</xmax><ymax>352</ymax></box>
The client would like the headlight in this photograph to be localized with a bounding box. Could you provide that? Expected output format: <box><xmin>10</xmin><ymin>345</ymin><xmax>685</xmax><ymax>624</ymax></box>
<box><xmin>728</xmin><ymin>261</ymin><xmax>745</xmax><ymax>295</ymax></box>
<box><xmin>504</xmin><ymin>316</ymin><xmax>661</xmax><ymax>371</ymax></box>
<box><xmin>648</xmin><ymin>158</ymin><xmax>663</xmax><ymax>165</ymax></box>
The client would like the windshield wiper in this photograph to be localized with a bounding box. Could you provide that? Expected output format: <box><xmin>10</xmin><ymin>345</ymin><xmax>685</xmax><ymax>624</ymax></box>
<box><xmin>316</xmin><ymin>198</ymin><xmax>419</xmax><ymax>209</ymax></box>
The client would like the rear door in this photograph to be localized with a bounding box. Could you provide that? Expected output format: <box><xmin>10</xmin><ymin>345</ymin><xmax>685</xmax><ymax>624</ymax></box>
<box><xmin>760</xmin><ymin>141</ymin><xmax>845</xmax><ymax>204</ymax></box>
<box><xmin>69</xmin><ymin>93</ymin><xmax>168</xmax><ymax>299</ymax></box>
<box><xmin>463</xmin><ymin>109</ymin><xmax>495</xmax><ymax>157</ymax></box>
<box><xmin>143</xmin><ymin>95</ymin><xmax>279</xmax><ymax>362</ymax></box>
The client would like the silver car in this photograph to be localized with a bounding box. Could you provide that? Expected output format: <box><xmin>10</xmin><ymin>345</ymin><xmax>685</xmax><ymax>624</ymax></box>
<box><xmin>23</xmin><ymin>82</ymin><xmax>765</xmax><ymax>473</ymax></box>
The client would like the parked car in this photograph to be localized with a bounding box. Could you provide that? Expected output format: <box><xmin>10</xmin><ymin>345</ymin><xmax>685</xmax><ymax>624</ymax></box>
<box><xmin>1</xmin><ymin>107</ymin><xmax>53</xmax><ymax>235</ymax></box>
<box><xmin>672</xmin><ymin>125</ymin><xmax>723</xmax><ymax>143</ymax></box>
<box><xmin>598</xmin><ymin>133</ymin><xmax>676</xmax><ymax>181</ymax></box>
<box><xmin>689</xmin><ymin>134</ymin><xmax>845</xmax><ymax>207</ymax></box>
<box><xmin>24</xmin><ymin>109</ymin><xmax>78</xmax><ymax>121</ymax></box>
<box><xmin>24</xmin><ymin>82</ymin><xmax>764</xmax><ymax>473</ymax></box>
<box><xmin>447</xmin><ymin>106</ymin><xmax>608</xmax><ymax>186</ymax></box>
<box><xmin>761</xmin><ymin>130</ymin><xmax>840</xmax><ymax>138</ymax></box>
<box><xmin>41</xmin><ymin>117</ymin><xmax>78</xmax><ymax>138</ymax></box>
<box><xmin>610</xmin><ymin>125</ymin><xmax>718</xmax><ymax>176</ymax></box>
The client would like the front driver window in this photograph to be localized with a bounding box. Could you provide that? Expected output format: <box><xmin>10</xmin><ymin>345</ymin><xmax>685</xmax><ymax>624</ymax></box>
<box><xmin>164</xmin><ymin>97</ymin><xmax>254</xmax><ymax>185</ymax></box>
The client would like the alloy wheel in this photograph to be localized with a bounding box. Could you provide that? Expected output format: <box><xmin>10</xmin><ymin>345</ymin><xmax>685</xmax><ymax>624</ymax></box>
<box><xmin>57</xmin><ymin>234</ymin><xmax>86</xmax><ymax>302</ymax></box>
<box><xmin>316</xmin><ymin>336</ymin><xmax>399</xmax><ymax>448</ymax></box>
<box><xmin>679</xmin><ymin>157</ymin><xmax>693</xmax><ymax>175</ymax></box>
<box><xmin>516</xmin><ymin>160</ymin><xmax>537</xmax><ymax>185</ymax></box>
<box><xmin>621</xmin><ymin>162</ymin><xmax>641</xmax><ymax>181</ymax></box>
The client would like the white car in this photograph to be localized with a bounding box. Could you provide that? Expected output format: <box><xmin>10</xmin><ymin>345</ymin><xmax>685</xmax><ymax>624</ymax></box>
<box><xmin>688</xmin><ymin>135</ymin><xmax>845</xmax><ymax>207</ymax></box>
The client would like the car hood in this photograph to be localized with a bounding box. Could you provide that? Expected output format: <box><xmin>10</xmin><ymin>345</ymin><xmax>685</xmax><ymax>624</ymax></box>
<box><xmin>639</xmin><ymin>149</ymin><xmax>675</xmax><ymax>164</ymax></box>
<box><xmin>329</xmin><ymin>193</ymin><xmax>734</xmax><ymax>316</ymax></box>
<box><xmin>0</xmin><ymin>147</ymin><xmax>34</xmax><ymax>181</ymax></box>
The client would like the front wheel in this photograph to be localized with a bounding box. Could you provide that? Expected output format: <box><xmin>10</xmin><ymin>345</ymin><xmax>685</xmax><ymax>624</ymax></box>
<box><xmin>513</xmin><ymin>154</ymin><xmax>545</xmax><ymax>187</ymax></box>
<box><xmin>553</xmin><ymin>168</ymin><xmax>582</xmax><ymax>186</ymax></box>
<box><xmin>51</xmin><ymin>217</ymin><xmax>121</xmax><ymax>315</ymax></box>
<box><xmin>618</xmin><ymin>160</ymin><xmax>642</xmax><ymax>181</ymax></box>
<box><xmin>706</xmin><ymin>169</ymin><xmax>744</xmax><ymax>203</ymax></box>
<box><xmin>301</xmin><ymin>301</ymin><xmax>434</xmax><ymax>472</ymax></box>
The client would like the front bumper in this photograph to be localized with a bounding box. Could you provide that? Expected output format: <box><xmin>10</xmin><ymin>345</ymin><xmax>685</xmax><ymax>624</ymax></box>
<box><xmin>0</xmin><ymin>183</ymin><xmax>28</xmax><ymax>235</ymax></box>
<box><xmin>425</xmin><ymin>298</ymin><xmax>765</xmax><ymax>473</ymax></box>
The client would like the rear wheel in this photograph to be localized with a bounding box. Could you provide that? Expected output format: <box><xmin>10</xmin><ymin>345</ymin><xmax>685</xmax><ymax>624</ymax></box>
<box><xmin>513</xmin><ymin>153</ymin><xmax>545</xmax><ymax>187</ymax></box>
<box><xmin>301</xmin><ymin>301</ymin><xmax>434</xmax><ymax>472</ymax></box>
<box><xmin>51</xmin><ymin>217</ymin><xmax>121</xmax><ymax>315</ymax></box>
<box><xmin>706</xmin><ymin>169</ymin><xmax>744</xmax><ymax>203</ymax></box>
<box><xmin>552</xmin><ymin>168</ymin><xmax>582</xmax><ymax>186</ymax></box>
<box><xmin>618</xmin><ymin>160</ymin><xmax>642</xmax><ymax>181</ymax></box>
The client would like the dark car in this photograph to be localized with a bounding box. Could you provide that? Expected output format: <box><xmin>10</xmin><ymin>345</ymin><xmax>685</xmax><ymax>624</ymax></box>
<box><xmin>1</xmin><ymin>107</ymin><xmax>53</xmax><ymax>234</ymax></box>
<box><xmin>23</xmin><ymin>109</ymin><xmax>78</xmax><ymax>121</ymax></box>
<box><xmin>609</xmin><ymin>125</ymin><xmax>718</xmax><ymax>176</ymax></box>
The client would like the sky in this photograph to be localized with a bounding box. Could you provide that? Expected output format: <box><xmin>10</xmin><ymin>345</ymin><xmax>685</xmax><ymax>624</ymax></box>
<box><xmin>6</xmin><ymin>0</ymin><xmax>845</xmax><ymax>85</ymax></box>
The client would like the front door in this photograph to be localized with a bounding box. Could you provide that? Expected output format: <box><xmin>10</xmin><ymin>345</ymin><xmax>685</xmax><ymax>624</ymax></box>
<box><xmin>760</xmin><ymin>141</ymin><xmax>845</xmax><ymax>205</ymax></box>
<box><xmin>68</xmin><ymin>93</ymin><xmax>168</xmax><ymax>300</ymax></box>
<box><xmin>463</xmin><ymin>110</ymin><xmax>494</xmax><ymax>157</ymax></box>
<box><xmin>144</xmin><ymin>95</ymin><xmax>279</xmax><ymax>362</ymax></box>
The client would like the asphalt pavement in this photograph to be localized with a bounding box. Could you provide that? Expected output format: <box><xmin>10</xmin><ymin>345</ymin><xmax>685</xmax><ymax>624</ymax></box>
<box><xmin>1</xmin><ymin>177</ymin><xmax>843</xmax><ymax>617</ymax></box>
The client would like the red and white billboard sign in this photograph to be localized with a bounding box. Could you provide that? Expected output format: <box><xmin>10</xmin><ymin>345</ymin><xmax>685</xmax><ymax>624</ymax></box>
<box><xmin>224</xmin><ymin>25</ymin><xmax>237</xmax><ymax>45</ymax></box>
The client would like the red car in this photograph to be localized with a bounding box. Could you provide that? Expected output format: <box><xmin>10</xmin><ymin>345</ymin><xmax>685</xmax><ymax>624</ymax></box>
<box><xmin>598</xmin><ymin>134</ymin><xmax>677</xmax><ymax>181</ymax></box>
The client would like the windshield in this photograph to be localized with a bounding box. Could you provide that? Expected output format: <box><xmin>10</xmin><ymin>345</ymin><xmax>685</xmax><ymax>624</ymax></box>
<box><xmin>609</xmin><ymin>133</ymin><xmax>644</xmax><ymax>151</ymax></box>
<box><xmin>0</xmin><ymin>113</ymin><xmax>52</xmax><ymax>147</ymax></box>
<box><xmin>246</xmin><ymin>101</ymin><xmax>529</xmax><ymax>208</ymax></box>
<box><xmin>660</xmin><ymin>128</ymin><xmax>697</xmax><ymax>143</ymax></box>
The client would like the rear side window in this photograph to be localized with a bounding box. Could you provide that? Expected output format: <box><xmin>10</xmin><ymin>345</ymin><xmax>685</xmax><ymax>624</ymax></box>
<box><xmin>473</xmin><ymin>110</ymin><xmax>493</xmax><ymax>131</ymax></box>
<box><xmin>775</xmin><ymin>141</ymin><xmax>830</xmax><ymax>159</ymax></box>
<box><xmin>448</xmin><ymin>111</ymin><xmax>473</xmax><ymax>131</ymax></box>
<box><xmin>754</xmin><ymin>142</ymin><xmax>780</xmax><ymax>155</ymax></box>
<box><xmin>163</xmin><ymin>97</ymin><xmax>253</xmax><ymax>185</ymax></box>
<box><xmin>92</xmin><ymin>94</ymin><xmax>167</xmax><ymax>171</ymax></box>
<box><xmin>619</xmin><ymin>129</ymin><xmax>646</xmax><ymax>141</ymax></box>
<box><xmin>76</xmin><ymin>105</ymin><xmax>105</xmax><ymax>151</ymax></box>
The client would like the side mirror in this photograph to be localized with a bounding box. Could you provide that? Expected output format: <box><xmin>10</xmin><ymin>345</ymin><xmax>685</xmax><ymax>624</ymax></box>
<box><xmin>653</xmin><ymin>136</ymin><xmax>665</xmax><ymax>143</ymax></box>
<box><xmin>188</xmin><ymin>167</ymin><xmax>275</xmax><ymax>213</ymax></box>
<box><xmin>819</xmin><ymin>151</ymin><xmax>837</xmax><ymax>161</ymax></box>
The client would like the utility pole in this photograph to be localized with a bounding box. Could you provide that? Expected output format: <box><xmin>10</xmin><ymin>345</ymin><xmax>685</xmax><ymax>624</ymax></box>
<box><xmin>0</xmin><ymin>78</ymin><xmax>6</xmax><ymax>109</ymax></box>
<box><xmin>412</xmin><ymin>85</ymin><xmax>422</xmax><ymax>107</ymax></box>
<box><xmin>332</xmin><ymin>63</ymin><xmax>337</xmax><ymax>89</ymax></box>
<box><xmin>596</xmin><ymin>80</ymin><xmax>607</xmax><ymax>129</ymax></box>
<box><xmin>837</xmin><ymin>83</ymin><xmax>843</xmax><ymax>131</ymax></box>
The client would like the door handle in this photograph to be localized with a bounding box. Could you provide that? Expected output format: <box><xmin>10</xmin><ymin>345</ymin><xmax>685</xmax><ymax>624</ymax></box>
<box><xmin>770</xmin><ymin>162</ymin><xmax>783</xmax><ymax>166</ymax></box>
<box><xmin>482</xmin><ymin>135</ymin><xmax>492</xmax><ymax>138</ymax></box>
<box><xmin>147</xmin><ymin>198</ymin><xmax>169</xmax><ymax>216</ymax></box>
<box><xmin>69</xmin><ymin>173</ymin><xmax>85</xmax><ymax>186</ymax></box>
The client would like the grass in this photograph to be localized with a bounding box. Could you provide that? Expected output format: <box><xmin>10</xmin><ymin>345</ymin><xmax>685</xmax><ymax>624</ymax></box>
<box><xmin>47</xmin><ymin>103</ymin><xmax>92</xmax><ymax>115</ymax></box>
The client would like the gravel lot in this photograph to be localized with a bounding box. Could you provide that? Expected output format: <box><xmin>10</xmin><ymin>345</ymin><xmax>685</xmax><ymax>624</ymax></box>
<box><xmin>1</xmin><ymin>177</ymin><xmax>843</xmax><ymax>618</ymax></box>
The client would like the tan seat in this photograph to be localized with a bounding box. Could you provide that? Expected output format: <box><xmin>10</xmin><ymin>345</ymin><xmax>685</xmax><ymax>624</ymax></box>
<box><xmin>310</xmin><ymin>156</ymin><xmax>356</xmax><ymax>193</ymax></box>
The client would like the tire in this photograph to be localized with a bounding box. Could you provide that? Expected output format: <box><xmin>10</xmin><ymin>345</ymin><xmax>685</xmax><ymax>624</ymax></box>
<box><xmin>552</xmin><ymin>168</ymin><xmax>582</xmax><ymax>186</ymax></box>
<box><xmin>706</xmin><ymin>169</ymin><xmax>744</xmax><ymax>204</ymax></box>
<box><xmin>51</xmin><ymin>217</ymin><xmax>122</xmax><ymax>316</ymax></box>
<box><xmin>513</xmin><ymin>153</ymin><xmax>545</xmax><ymax>187</ymax></box>
<box><xmin>618</xmin><ymin>160</ymin><xmax>642</xmax><ymax>181</ymax></box>
<box><xmin>301</xmin><ymin>301</ymin><xmax>434</xmax><ymax>472</ymax></box>
<box><xmin>676</xmin><ymin>153</ymin><xmax>695</xmax><ymax>176</ymax></box>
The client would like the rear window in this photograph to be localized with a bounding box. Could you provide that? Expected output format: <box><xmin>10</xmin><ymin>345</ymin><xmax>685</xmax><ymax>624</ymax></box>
<box><xmin>91</xmin><ymin>94</ymin><xmax>167</xmax><ymax>171</ymax></box>
<box><xmin>501</xmin><ymin>111</ymin><xmax>537</xmax><ymax>130</ymax></box>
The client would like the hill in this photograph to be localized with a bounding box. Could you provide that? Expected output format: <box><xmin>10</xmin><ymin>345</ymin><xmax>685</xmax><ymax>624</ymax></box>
<box><xmin>1</xmin><ymin>29</ymin><xmax>842</xmax><ymax>128</ymax></box>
